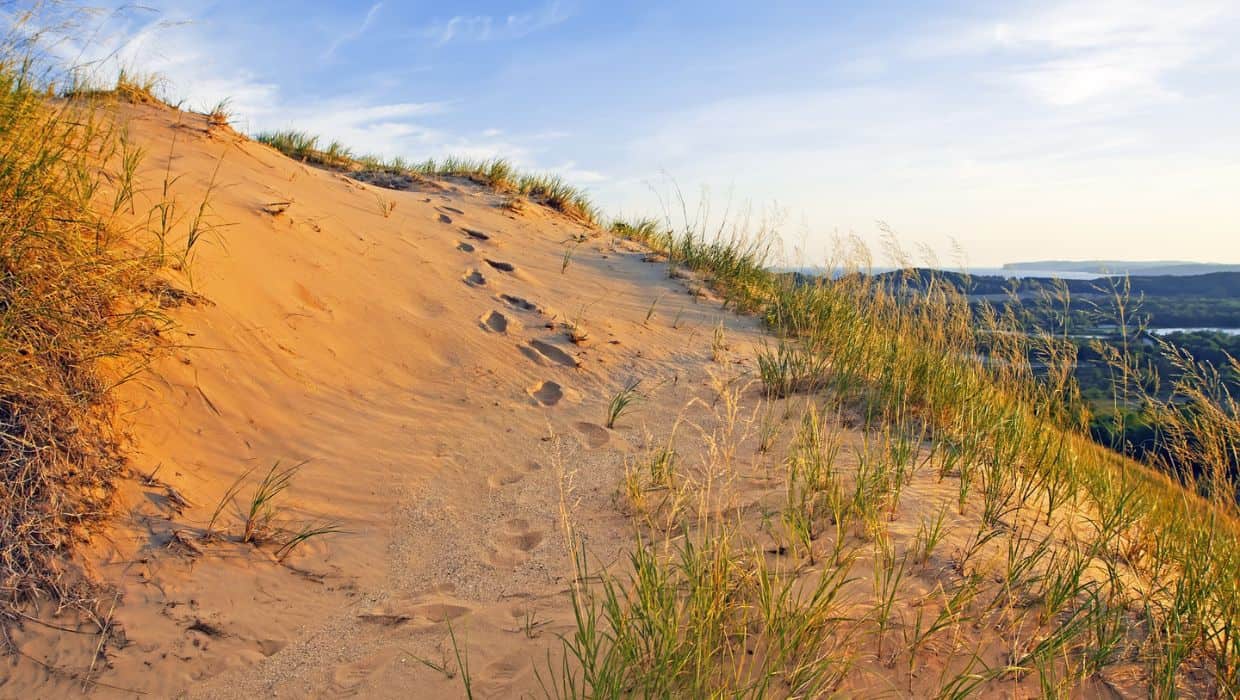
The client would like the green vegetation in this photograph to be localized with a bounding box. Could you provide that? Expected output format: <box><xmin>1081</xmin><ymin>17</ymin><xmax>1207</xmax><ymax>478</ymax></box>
<box><xmin>866</xmin><ymin>267</ymin><xmax>1240</xmax><ymax>330</ymax></box>
<box><xmin>812</xmin><ymin>267</ymin><xmax>1240</xmax><ymax>496</ymax></box>
<box><xmin>1</xmin><ymin>43</ymin><xmax>166</xmax><ymax>620</ymax></box>
<box><xmin>0</xmin><ymin>29</ymin><xmax>336</xmax><ymax>633</ymax></box>
<box><xmin>254</xmin><ymin>129</ymin><xmax>355</xmax><ymax>168</ymax></box>
<box><xmin>585</xmin><ymin>216</ymin><xmax>1240</xmax><ymax>695</ymax></box>
<box><xmin>5</xmin><ymin>13</ymin><xmax>1237</xmax><ymax>693</ymax></box>
<box><xmin>253</xmin><ymin>129</ymin><xmax>601</xmax><ymax>224</ymax></box>
<box><xmin>604</xmin><ymin>379</ymin><xmax>642</xmax><ymax>429</ymax></box>
<box><xmin>63</xmin><ymin>67</ymin><xmax>169</xmax><ymax>105</ymax></box>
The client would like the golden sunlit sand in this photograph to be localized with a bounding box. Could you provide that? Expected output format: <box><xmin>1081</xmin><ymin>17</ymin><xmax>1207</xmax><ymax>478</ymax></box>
<box><xmin>2</xmin><ymin>71</ymin><xmax>1237</xmax><ymax>700</ymax></box>
<box><xmin>7</xmin><ymin>102</ymin><xmax>776</xmax><ymax>697</ymax></box>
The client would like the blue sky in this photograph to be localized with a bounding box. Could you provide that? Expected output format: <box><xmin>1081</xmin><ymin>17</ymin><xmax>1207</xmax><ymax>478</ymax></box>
<box><xmin>40</xmin><ymin>1</ymin><xmax>1240</xmax><ymax>266</ymax></box>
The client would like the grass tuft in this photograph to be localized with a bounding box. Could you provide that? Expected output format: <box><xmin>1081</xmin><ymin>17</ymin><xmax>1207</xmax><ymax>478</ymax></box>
<box><xmin>605</xmin><ymin>379</ymin><xmax>642</xmax><ymax>429</ymax></box>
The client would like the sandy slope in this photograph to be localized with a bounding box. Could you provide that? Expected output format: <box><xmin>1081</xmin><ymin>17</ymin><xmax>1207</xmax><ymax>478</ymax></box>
<box><xmin>0</xmin><ymin>103</ymin><xmax>773</xmax><ymax>697</ymax></box>
<box><xmin>2</xmin><ymin>103</ymin><xmax>1164</xmax><ymax>700</ymax></box>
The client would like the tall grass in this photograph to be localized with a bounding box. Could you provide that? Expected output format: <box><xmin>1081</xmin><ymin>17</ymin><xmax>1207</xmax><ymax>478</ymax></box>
<box><xmin>0</xmin><ymin>38</ymin><xmax>165</xmax><ymax>623</ymax></box>
<box><xmin>579</xmin><ymin>214</ymin><xmax>1240</xmax><ymax>694</ymax></box>
<box><xmin>62</xmin><ymin>67</ymin><xmax>169</xmax><ymax>105</ymax></box>
<box><xmin>5</xmin><ymin>9</ymin><xmax>1236</xmax><ymax>692</ymax></box>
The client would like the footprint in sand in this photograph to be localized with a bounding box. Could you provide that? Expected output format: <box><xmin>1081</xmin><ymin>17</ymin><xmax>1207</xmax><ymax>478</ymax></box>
<box><xmin>329</xmin><ymin>648</ymin><xmax>401</xmax><ymax>695</ymax></box>
<box><xmin>483</xmin><ymin>655</ymin><xmax>522</xmax><ymax>686</ymax></box>
<box><xmin>410</xmin><ymin>602</ymin><xmax>471</xmax><ymax>623</ymax></box>
<box><xmin>487</xmin><ymin>517</ymin><xmax>546</xmax><ymax>568</ymax></box>
<box><xmin>438</xmin><ymin>213</ymin><xmax>453</xmax><ymax>224</ymax></box>
<box><xmin>484</xmin><ymin>259</ymin><xmax>516</xmax><ymax>273</ymax></box>
<box><xmin>463</xmin><ymin>269</ymin><xmax>487</xmax><ymax>287</ymax></box>
<box><xmin>294</xmin><ymin>282</ymin><xmax>329</xmax><ymax>312</ymax></box>
<box><xmin>528</xmin><ymin>339</ymin><xmax>579</xmax><ymax>367</ymax></box>
<box><xmin>462</xmin><ymin>228</ymin><xmax>491</xmax><ymax>241</ymax></box>
<box><xmin>500</xmin><ymin>293</ymin><xmax>541</xmax><ymax>314</ymax></box>
<box><xmin>480</xmin><ymin>310</ymin><xmax>519</xmax><ymax>334</ymax></box>
<box><xmin>528</xmin><ymin>380</ymin><xmax>563</xmax><ymax>406</ymax></box>
<box><xmin>358</xmin><ymin>600</ymin><xmax>472</xmax><ymax>627</ymax></box>
<box><xmin>575</xmin><ymin>421</ymin><xmax>610</xmax><ymax>449</ymax></box>
<box><xmin>457</xmin><ymin>241</ymin><xmax>475</xmax><ymax>253</ymax></box>
<box><xmin>256</xmin><ymin>638</ymin><xmax>287</xmax><ymax>657</ymax></box>
<box><xmin>518</xmin><ymin>346</ymin><xmax>545</xmax><ymax>365</ymax></box>
<box><xmin>441</xmin><ymin>205</ymin><xmax>465</xmax><ymax>215</ymax></box>
<box><xmin>487</xmin><ymin>468</ymin><xmax>525</xmax><ymax>488</ymax></box>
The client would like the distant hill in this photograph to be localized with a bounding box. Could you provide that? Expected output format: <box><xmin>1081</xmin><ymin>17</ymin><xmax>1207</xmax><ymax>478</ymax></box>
<box><xmin>855</xmin><ymin>269</ymin><xmax>1240</xmax><ymax>298</ymax></box>
<box><xmin>1004</xmin><ymin>260</ymin><xmax>1240</xmax><ymax>276</ymax></box>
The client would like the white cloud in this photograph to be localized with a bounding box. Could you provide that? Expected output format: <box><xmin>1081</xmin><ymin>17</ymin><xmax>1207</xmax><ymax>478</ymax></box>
<box><xmin>22</xmin><ymin>5</ymin><xmax>585</xmax><ymax>177</ymax></box>
<box><xmin>323</xmin><ymin>3</ymin><xmax>384</xmax><ymax>60</ymax></box>
<box><xmin>545</xmin><ymin>161</ymin><xmax>606</xmax><ymax>183</ymax></box>
<box><xmin>1007</xmin><ymin>48</ymin><xmax>1183</xmax><ymax>106</ymax></box>
<box><xmin>920</xmin><ymin>0</ymin><xmax>1240</xmax><ymax>106</ymax></box>
<box><xmin>422</xmin><ymin>1</ymin><xmax>569</xmax><ymax>46</ymax></box>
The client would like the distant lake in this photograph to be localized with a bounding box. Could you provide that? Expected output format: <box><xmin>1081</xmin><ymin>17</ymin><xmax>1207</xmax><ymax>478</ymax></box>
<box><xmin>785</xmin><ymin>266</ymin><xmax>1107</xmax><ymax>280</ymax></box>
<box><xmin>967</xmin><ymin>267</ymin><xmax>1106</xmax><ymax>280</ymax></box>
<box><xmin>1149</xmin><ymin>327</ymin><xmax>1240</xmax><ymax>336</ymax></box>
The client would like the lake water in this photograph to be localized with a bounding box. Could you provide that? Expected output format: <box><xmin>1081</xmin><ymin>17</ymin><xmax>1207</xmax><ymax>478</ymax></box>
<box><xmin>1148</xmin><ymin>327</ymin><xmax>1240</xmax><ymax>336</ymax></box>
<box><xmin>785</xmin><ymin>266</ymin><xmax>1107</xmax><ymax>280</ymax></box>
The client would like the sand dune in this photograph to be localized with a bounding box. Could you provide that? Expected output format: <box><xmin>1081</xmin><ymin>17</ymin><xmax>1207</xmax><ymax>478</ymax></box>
<box><xmin>2</xmin><ymin>103</ymin><xmax>771</xmax><ymax>697</ymax></box>
<box><xmin>4</xmin><ymin>100</ymin><xmax>1229</xmax><ymax>700</ymax></box>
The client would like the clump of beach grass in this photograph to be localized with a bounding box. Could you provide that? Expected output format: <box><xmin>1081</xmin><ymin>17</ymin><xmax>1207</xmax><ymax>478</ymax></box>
<box><xmin>0</xmin><ymin>36</ymin><xmax>169</xmax><ymax>624</ymax></box>
<box><xmin>605</xmin><ymin>379</ymin><xmax>642</xmax><ymax>429</ymax></box>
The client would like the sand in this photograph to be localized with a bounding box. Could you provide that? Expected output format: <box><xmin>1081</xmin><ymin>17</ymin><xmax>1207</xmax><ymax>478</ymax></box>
<box><xmin>0</xmin><ymin>103</ymin><xmax>774</xmax><ymax>698</ymax></box>
<box><xmin>0</xmin><ymin>103</ymin><xmax>1162</xmax><ymax>700</ymax></box>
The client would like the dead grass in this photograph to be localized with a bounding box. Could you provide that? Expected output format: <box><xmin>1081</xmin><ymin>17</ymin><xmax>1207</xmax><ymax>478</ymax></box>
<box><xmin>0</xmin><ymin>55</ymin><xmax>165</xmax><ymax>629</ymax></box>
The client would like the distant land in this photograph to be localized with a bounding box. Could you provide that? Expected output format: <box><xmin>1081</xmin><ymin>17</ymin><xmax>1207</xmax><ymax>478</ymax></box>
<box><xmin>1004</xmin><ymin>260</ymin><xmax>1240</xmax><ymax>276</ymax></box>
<box><xmin>872</xmin><ymin>269</ymin><xmax>1240</xmax><ymax>299</ymax></box>
<box><xmin>783</xmin><ymin>267</ymin><xmax>1240</xmax><ymax>329</ymax></box>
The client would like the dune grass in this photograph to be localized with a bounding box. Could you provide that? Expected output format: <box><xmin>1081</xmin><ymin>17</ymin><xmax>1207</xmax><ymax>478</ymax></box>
<box><xmin>0</xmin><ymin>19</ymin><xmax>269</xmax><ymax>636</ymax></box>
<box><xmin>566</xmin><ymin>216</ymin><xmax>1240</xmax><ymax>695</ymax></box>
<box><xmin>248</xmin><ymin>115</ymin><xmax>1240</xmax><ymax>691</ymax></box>
<box><xmin>251</xmin><ymin>129</ymin><xmax>602</xmax><ymax>224</ymax></box>
<box><xmin>4</xmin><ymin>11</ymin><xmax>1237</xmax><ymax>692</ymax></box>
<box><xmin>604</xmin><ymin>379</ymin><xmax>642</xmax><ymax>429</ymax></box>
<box><xmin>0</xmin><ymin>48</ymin><xmax>166</xmax><ymax>624</ymax></box>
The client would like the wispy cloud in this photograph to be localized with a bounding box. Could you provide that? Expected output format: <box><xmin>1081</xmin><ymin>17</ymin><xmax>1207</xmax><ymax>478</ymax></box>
<box><xmin>323</xmin><ymin>3</ymin><xmax>383</xmax><ymax>60</ymax></box>
<box><xmin>422</xmin><ymin>1</ymin><xmax>569</xmax><ymax>46</ymax></box>
<box><xmin>25</xmin><ymin>5</ymin><xmax>577</xmax><ymax>172</ymax></box>
<box><xmin>920</xmin><ymin>0</ymin><xmax>1240</xmax><ymax>106</ymax></box>
<box><xmin>545</xmin><ymin>161</ymin><xmax>606</xmax><ymax>183</ymax></box>
<box><xmin>17</xmin><ymin>1</ymin><xmax>1236</xmax><ymax>264</ymax></box>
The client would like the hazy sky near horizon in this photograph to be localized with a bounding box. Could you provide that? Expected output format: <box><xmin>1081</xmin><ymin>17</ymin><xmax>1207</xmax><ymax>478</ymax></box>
<box><xmin>33</xmin><ymin>1</ymin><xmax>1240</xmax><ymax>266</ymax></box>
